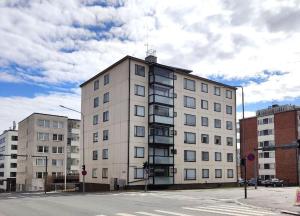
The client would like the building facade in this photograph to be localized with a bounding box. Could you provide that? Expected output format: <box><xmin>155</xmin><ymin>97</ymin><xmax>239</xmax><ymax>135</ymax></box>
<box><xmin>240</xmin><ymin>104</ymin><xmax>300</xmax><ymax>185</ymax></box>
<box><xmin>80</xmin><ymin>55</ymin><xmax>237</xmax><ymax>190</ymax></box>
<box><xmin>16</xmin><ymin>113</ymin><xmax>80</xmax><ymax>191</ymax></box>
<box><xmin>0</xmin><ymin>129</ymin><xmax>18</xmax><ymax>192</ymax></box>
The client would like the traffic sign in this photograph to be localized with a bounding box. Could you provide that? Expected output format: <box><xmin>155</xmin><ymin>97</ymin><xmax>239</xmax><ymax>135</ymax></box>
<box><xmin>82</xmin><ymin>170</ymin><xmax>87</xmax><ymax>176</ymax></box>
<box><xmin>247</xmin><ymin>153</ymin><xmax>255</xmax><ymax>161</ymax></box>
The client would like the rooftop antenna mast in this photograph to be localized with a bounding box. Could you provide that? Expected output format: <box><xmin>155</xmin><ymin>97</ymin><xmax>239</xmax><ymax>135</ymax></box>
<box><xmin>144</xmin><ymin>24</ymin><xmax>157</xmax><ymax>63</ymax></box>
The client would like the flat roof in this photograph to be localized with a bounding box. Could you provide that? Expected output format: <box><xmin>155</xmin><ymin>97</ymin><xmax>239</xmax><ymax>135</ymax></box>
<box><xmin>80</xmin><ymin>55</ymin><xmax>236</xmax><ymax>90</ymax></box>
<box><xmin>19</xmin><ymin>112</ymin><xmax>68</xmax><ymax>124</ymax></box>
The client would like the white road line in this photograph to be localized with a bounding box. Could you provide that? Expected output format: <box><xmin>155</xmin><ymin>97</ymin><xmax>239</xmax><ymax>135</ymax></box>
<box><xmin>136</xmin><ymin>212</ymin><xmax>164</xmax><ymax>216</ymax></box>
<box><xmin>155</xmin><ymin>210</ymin><xmax>194</xmax><ymax>216</ymax></box>
<box><xmin>197</xmin><ymin>206</ymin><xmax>273</xmax><ymax>216</ymax></box>
<box><xmin>183</xmin><ymin>207</ymin><xmax>259</xmax><ymax>216</ymax></box>
<box><xmin>116</xmin><ymin>213</ymin><xmax>137</xmax><ymax>216</ymax></box>
<box><xmin>203</xmin><ymin>205</ymin><xmax>276</xmax><ymax>215</ymax></box>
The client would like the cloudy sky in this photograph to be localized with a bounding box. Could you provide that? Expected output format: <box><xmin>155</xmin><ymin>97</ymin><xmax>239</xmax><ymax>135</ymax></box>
<box><xmin>1</xmin><ymin>0</ymin><xmax>300</xmax><ymax>133</ymax></box>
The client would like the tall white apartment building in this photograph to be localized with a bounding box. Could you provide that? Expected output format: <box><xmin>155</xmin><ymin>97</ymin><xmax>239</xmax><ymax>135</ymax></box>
<box><xmin>0</xmin><ymin>129</ymin><xmax>18</xmax><ymax>192</ymax></box>
<box><xmin>80</xmin><ymin>55</ymin><xmax>237</xmax><ymax>190</ymax></box>
<box><xmin>16</xmin><ymin>113</ymin><xmax>80</xmax><ymax>191</ymax></box>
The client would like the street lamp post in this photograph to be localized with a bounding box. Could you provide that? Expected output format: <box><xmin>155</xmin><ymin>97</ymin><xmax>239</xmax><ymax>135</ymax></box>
<box><xmin>60</xmin><ymin>105</ymin><xmax>85</xmax><ymax>193</ymax></box>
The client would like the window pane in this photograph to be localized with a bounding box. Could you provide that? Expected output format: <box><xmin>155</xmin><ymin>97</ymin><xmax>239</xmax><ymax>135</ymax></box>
<box><xmin>184</xmin><ymin>114</ymin><xmax>196</xmax><ymax>126</ymax></box>
<box><xmin>201</xmin><ymin>83</ymin><xmax>208</xmax><ymax>93</ymax></box>
<box><xmin>202</xmin><ymin>151</ymin><xmax>209</xmax><ymax>161</ymax></box>
<box><xmin>201</xmin><ymin>100</ymin><xmax>208</xmax><ymax>109</ymax></box>
<box><xmin>135</xmin><ymin>126</ymin><xmax>145</xmax><ymax>137</ymax></box>
<box><xmin>135</xmin><ymin>64</ymin><xmax>145</xmax><ymax>77</ymax></box>
<box><xmin>184</xmin><ymin>96</ymin><xmax>196</xmax><ymax>108</ymax></box>
<box><xmin>201</xmin><ymin>117</ymin><xmax>208</xmax><ymax>126</ymax></box>
<box><xmin>135</xmin><ymin>105</ymin><xmax>145</xmax><ymax>117</ymax></box>
<box><xmin>184</xmin><ymin>150</ymin><xmax>196</xmax><ymax>162</ymax></box>
<box><xmin>184</xmin><ymin>132</ymin><xmax>196</xmax><ymax>144</ymax></box>
<box><xmin>184</xmin><ymin>78</ymin><xmax>195</xmax><ymax>91</ymax></box>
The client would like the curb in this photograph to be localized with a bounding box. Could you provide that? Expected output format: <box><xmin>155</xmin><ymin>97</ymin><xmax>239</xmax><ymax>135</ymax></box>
<box><xmin>281</xmin><ymin>210</ymin><xmax>300</xmax><ymax>216</ymax></box>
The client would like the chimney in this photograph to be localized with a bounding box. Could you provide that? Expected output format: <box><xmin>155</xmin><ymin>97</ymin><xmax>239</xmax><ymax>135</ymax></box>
<box><xmin>13</xmin><ymin>121</ymin><xmax>16</xmax><ymax>130</ymax></box>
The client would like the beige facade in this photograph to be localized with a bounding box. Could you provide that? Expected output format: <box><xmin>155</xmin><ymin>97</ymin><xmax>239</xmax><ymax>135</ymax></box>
<box><xmin>81</xmin><ymin>56</ymin><xmax>237</xmax><ymax>189</ymax></box>
<box><xmin>16</xmin><ymin>113</ymin><xmax>80</xmax><ymax>191</ymax></box>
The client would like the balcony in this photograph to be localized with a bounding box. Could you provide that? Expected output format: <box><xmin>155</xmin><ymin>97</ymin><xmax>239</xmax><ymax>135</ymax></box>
<box><xmin>149</xmin><ymin>176</ymin><xmax>173</xmax><ymax>185</ymax></box>
<box><xmin>150</xmin><ymin>75</ymin><xmax>173</xmax><ymax>87</ymax></box>
<box><xmin>149</xmin><ymin>115</ymin><xmax>173</xmax><ymax>125</ymax></box>
<box><xmin>149</xmin><ymin>94</ymin><xmax>173</xmax><ymax>106</ymax></box>
<box><xmin>149</xmin><ymin>156</ymin><xmax>173</xmax><ymax>165</ymax></box>
<box><xmin>149</xmin><ymin>135</ymin><xmax>173</xmax><ymax>145</ymax></box>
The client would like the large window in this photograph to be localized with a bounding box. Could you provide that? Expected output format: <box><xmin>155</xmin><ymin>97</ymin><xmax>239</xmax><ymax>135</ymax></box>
<box><xmin>202</xmin><ymin>151</ymin><xmax>209</xmax><ymax>161</ymax></box>
<box><xmin>226</xmin><ymin>121</ymin><xmax>233</xmax><ymax>130</ymax></box>
<box><xmin>134</xmin><ymin>147</ymin><xmax>144</xmax><ymax>158</ymax></box>
<box><xmin>202</xmin><ymin>169</ymin><xmax>209</xmax><ymax>178</ymax></box>
<box><xmin>214</xmin><ymin>136</ymin><xmax>221</xmax><ymax>145</ymax></box>
<box><xmin>52</xmin><ymin>146</ymin><xmax>64</xmax><ymax>153</ymax></box>
<box><xmin>201</xmin><ymin>100</ymin><xmax>208</xmax><ymax>110</ymax></box>
<box><xmin>214</xmin><ymin>103</ymin><xmax>221</xmax><ymax>112</ymax></box>
<box><xmin>94</xmin><ymin>79</ymin><xmax>99</xmax><ymax>90</ymax></box>
<box><xmin>104</xmin><ymin>74</ymin><xmax>110</xmax><ymax>85</ymax></box>
<box><xmin>52</xmin><ymin>121</ymin><xmax>64</xmax><ymax>128</ymax></box>
<box><xmin>215</xmin><ymin>169</ymin><xmax>222</xmax><ymax>178</ymax></box>
<box><xmin>36</xmin><ymin>159</ymin><xmax>46</xmax><ymax>166</ymax></box>
<box><xmin>184</xmin><ymin>150</ymin><xmax>196</xmax><ymax>162</ymax></box>
<box><xmin>184</xmin><ymin>169</ymin><xmax>196</xmax><ymax>180</ymax></box>
<box><xmin>201</xmin><ymin>83</ymin><xmax>208</xmax><ymax>93</ymax></box>
<box><xmin>227</xmin><ymin>169</ymin><xmax>234</xmax><ymax>178</ymax></box>
<box><xmin>102</xmin><ymin>168</ymin><xmax>108</xmax><ymax>178</ymax></box>
<box><xmin>214</xmin><ymin>86</ymin><xmax>221</xmax><ymax>96</ymax></box>
<box><xmin>184</xmin><ymin>132</ymin><xmax>196</xmax><ymax>144</ymax></box>
<box><xmin>201</xmin><ymin>117</ymin><xmax>208</xmax><ymax>127</ymax></box>
<box><xmin>135</xmin><ymin>105</ymin><xmax>145</xmax><ymax>117</ymax></box>
<box><xmin>135</xmin><ymin>85</ymin><xmax>145</xmax><ymax>97</ymax></box>
<box><xmin>134</xmin><ymin>126</ymin><xmax>145</xmax><ymax>137</ymax></box>
<box><xmin>184</xmin><ymin>96</ymin><xmax>196</xmax><ymax>109</ymax></box>
<box><xmin>37</xmin><ymin>119</ymin><xmax>50</xmax><ymax>128</ymax></box>
<box><xmin>52</xmin><ymin>159</ymin><xmax>63</xmax><ymax>167</ymax></box>
<box><xmin>103</xmin><ymin>111</ymin><xmax>109</xmax><ymax>122</ymax></box>
<box><xmin>92</xmin><ymin>150</ymin><xmax>98</xmax><ymax>160</ymax></box>
<box><xmin>37</xmin><ymin>132</ymin><xmax>49</xmax><ymax>141</ymax></box>
<box><xmin>184</xmin><ymin>78</ymin><xmax>195</xmax><ymax>91</ymax></box>
<box><xmin>103</xmin><ymin>92</ymin><xmax>109</xmax><ymax>103</ymax></box>
<box><xmin>226</xmin><ymin>105</ymin><xmax>232</xmax><ymax>114</ymax></box>
<box><xmin>227</xmin><ymin>153</ymin><xmax>233</xmax><ymax>162</ymax></box>
<box><xmin>94</xmin><ymin>97</ymin><xmax>99</xmax><ymax>108</ymax></box>
<box><xmin>215</xmin><ymin>152</ymin><xmax>222</xmax><ymax>161</ymax></box>
<box><xmin>103</xmin><ymin>130</ymin><xmax>109</xmax><ymax>140</ymax></box>
<box><xmin>93</xmin><ymin>115</ymin><xmax>99</xmax><ymax>125</ymax></box>
<box><xmin>53</xmin><ymin>134</ymin><xmax>64</xmax><ymax>141</ymax></box>
<box><xmin>214</xmin><ymin>119</ymin><xmax>221</xmax><ymax>128</ymax></box>
<box><xmin>37</xmin><ymin>146</ymin><xmax>48</xmax><ymax>153</ymax></box>
<box><xmin>102</xmin><ymin>149</ymin><xmax>108</xmax><ymax>159</ymax></box>
<box><xmin>134</xmin><ymin>168</ymin><xmax>144</xmax><ymax>179</ymax></box>
<box><xmin>201</xmin><ymin>134</ymin><xmax>209</xmax><ymax>144</ymax></box>
<box><xmin>184</xmin><ymin>114</ymin><xmax>196</xmax><ymax>126</ymax></box>
<box><xmin>135</xmin><ymin>64</ymin><xmax>145</xmax><ymax>77</ymax></box>
<box><xmin>92</xmin><ymin>168</ymin><xmax>97</xmax><ymax>178</ymax></box>
<box><xmin>226</xmin><ymin>90</ymin><xmax>232</xmax><ymax>99</ymax></box>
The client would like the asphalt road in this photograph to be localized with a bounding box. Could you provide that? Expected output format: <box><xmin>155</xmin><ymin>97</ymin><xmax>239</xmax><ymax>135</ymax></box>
<box><xmin>0</xmin><ymin>188</ymin><xmax>284</xmax><ymax>216</ymax></box>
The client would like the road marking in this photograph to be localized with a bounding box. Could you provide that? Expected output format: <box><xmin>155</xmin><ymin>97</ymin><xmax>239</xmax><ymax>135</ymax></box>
<box><xmin>203</xmin><ymin>205</ymin><xmax>276</xmax><ymax>215</ymax></box>
<box><xmin>116</xmin><ymin>213</ymin><xmax>137</xmax><ymax>216</ymax></box>
<box><xmin>136</xmin><ymin>212</ymin><xmax>163</xmax><ymax>216</ymax></box>
<box><xmin>155</xmin><ymin>210</ymin><xmax>194</xmax><ymax>216</ymax></box>
<box><xmin>183</xmin><ymin>207</ymin><xmax>257</xmax><ymax>216</ymax></box>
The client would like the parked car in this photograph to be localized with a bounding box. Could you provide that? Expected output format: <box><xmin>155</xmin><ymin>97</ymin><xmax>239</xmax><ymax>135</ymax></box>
<box><xmin>238</xmin><ymin>178</ymin><xmax>246</xmax><ymax>186</ymax></box>
<box><xmin>262</xmin><ymin>178</ymin><xmax>284</xmax><ymax>187</ymax></box>
<box><xmin>247</xmin><ymin>178</ymin><xmax>257</xmax><ymax>186</ymax></box>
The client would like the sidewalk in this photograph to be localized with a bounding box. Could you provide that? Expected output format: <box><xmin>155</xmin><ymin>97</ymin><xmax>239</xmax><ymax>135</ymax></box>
<box><xmin>237</xmin><ymin>187</ymin><xmax>300</xmax><ymax>214</ymax></box>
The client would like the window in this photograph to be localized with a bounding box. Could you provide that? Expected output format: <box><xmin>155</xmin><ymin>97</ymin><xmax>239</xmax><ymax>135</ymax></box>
<box><xmin>202</xmin><ymin>169</ymin><xmax>209</xmax><ymax>178</ymax></box>
<box><xmin>103</xmin><ymin>130</ymin><xmax>109</xmax><ymax>140</ymax></box>
<box><xmin>93</xmin><ymin>115</ymin><xmax>99</xmax><ymax>125</ymax></box>
<box><xmin>36</xmin><ymin>158</ymin><xmax>46</xmax><ymax>166</ymax></box>
<box><xmin>102</xmin><ymin>149</ymin><xmax>108</xmax><ymax>159</ymax></box>
<box><xmin>184</xmin><ymin>132</ymin><xmax>196</xmax><ymax>144</ymax></box>
<box><xmin>103</xmin><ymin>111</ymin><xmax>109</xmax><ymax>122</ymax></box>
<box><xmin>134</xmin><ymin>126</ymin><xmax>145</xmax><ymax>137</ymax></box>
<box><xmin>94</xmin><ymin>79</ymin><xmax>99</xmax><ymax>90</ymax></box>
<box><xmin>134</xmin><ymin>147</ymin><xmax>144</xmax><ymax>158</ymax></box>
<box><xmin>226</xmin><ymin>121</ymin><xmax>233</xmax><ymax>130</ymax></box>
<box><xmin>201</xmin><ymin>83</ymin><xmax>208</xmax><ymax>93</ymax></box>
<box><xmin>184</xmin><ymin>169</ymin><xmax>196</xmax><ymax>180</ymax></box>
<box><xmin>201</xmin><ymin>117</ymin><xmax>208</xmax><ymax>127</ymax></box>
<box><xmin>202</xmin><ymin>151</ymin><xmax>209</xmax><ymax>161</ymax></box>
<box><xmin>135</xmin><ymin>85</ymin><xmax>145</xmax><ymax>96</ymax></box>
<box><xmin>184</xmin><ymin>150</ymin><xmax>196</xmax><ymax>162</ymax></box>
<box><xmin>38</xmin><ymin>119</ymin><xmax>50</xmax><ymax>128</ymax></box>
<box><xmin>52</xmin><ymin>146</ymin><xmax>64</xmax><ymax>153</ymax></box>
<box><xmin>93</xmin><ymin>150</ymin><xmax>98</xmax><ymax>160</ymax></box>
<box><xmin>214</xmin><ymin>86</ymin><xmax>221</xmax><ymax>96</ymax></box>
<box><xmin>36</xmin><ymin>172</ymin><xmax>45</xmax><ymax>179</ymax></box>
<box><xmin>93</xmin><ymin>132</ymin><xmax>98</xmax><ymax>143</ymax></box>
<box><xmin>227</xmin><ymin>153</ymin><xmax>233</xmax><ymax>162</ymax></box>
<box><xmin>53</xmin><ymin>134</ymin><xmax>64</xmax><ymax>141</ymax></box>
<box><xmin>184</xmin><ymin>78</ymin><xmax>195</xmax><ymax>91</ymax></box>
<box><xmin>52</xmin><ymin>159</ymin><xmax>63</xmax><ymax>167</ymax></box>
<box><xmin>226</xmin><ymin>90</ymin><xmax>232</xmax><ymax>99</ymax></box>
<box><xmin>9</xmin><ymin>172</ymin><xmax>16</xmax><ymax>177</ymax></box>
<box><xmin>201</xmin><ymin>134</ymin><xmax>209</xmax><ymax>144</ymax></box>
<box><xmin>102</xmin><ymin>168</ymin><xmax>108</xmax><ymax>178</ymax></box>
<box><xmin>37</xmin><ymin>146</ymin><xmax>48</xmax><ymax>153</ymax></box>
<box><xmin>226</xmin><ymin>105</ymin><xmax>232</xmax><ymax>114</ymax></box>
<box><xmin>215</xmin><ymin>152</ymin><xmax>222</xmax><ymax>161</ymax></box>
<box><xmin>10</xmin><ymin>163</ymin><xmax>17</xmax><ymax>168</ymax></box>
<box><xmin>215</xmin><ymin>169</ymin><xmax>222</xmax><ymax>178</ymax></box>
<box><xmin>92</xmin><ymin>168</ymin><xmax>97</xmax><ymax>178</ymax></box>
<box><xmin>103</xmin><ymin>92</ymin><xmax>109</xmax><ymax>103</ymax></box>
<box><xmin>134</xmin><ymin>168</ymin><xmax>144</xmax><ymax>179</ymax></box>
<box><xmin>184</xmin><ymin>114</ymin><xmax>196</xmax><ymax>126</ymax></box>
<box><xmin>135</xmin><ymin>64</ymin><xmax>145</xmax><ymax>77</ymax></box>
<box><xmin>135</xmin><ymin>105</ymin><xmax>145</xmax><ymax>117</ymax></box>
<box><xmin>184</xmin><ymin>96</ymin><xmax>196</xmax><ymax>109</ymax></box>
<box><xmin>214</xmin><ymin>119</ymin><xmax>221</xmax><ymax>128</ymax></box>
<box><xmin>214</xmin><ymin>136</ymin><xmax>221</xmax><ymax>145</ymax></box>
<box><xmin>258</xmin><ymin>129</ymin><xmax>273</xmax><ymax>136</ymax></box>
<box><xmin>201</xmin><ymin>100</ymin><xmax>208</xmax><ymax>110</ymax></box>
<box><xmin>94</xmin><ymin>97</ymin><xmax>99</xmax><ymax>108</ymax></box>
<box><xmin>214</xmin><ymin>103</ymin><xmax>221</xmax><ymax>112</ymax></box>
<box><xmin>53</xmin><ymin>121</ymin><xmax>64</xmax><ymax>128</ymax></box>
<box><xmin>11</xmin><ymin>136</ymin><xmax>18</xmax><ymax>141</ymax></box>
<box><xmin>104</xmin><ymin>74</ymin><xmax>110</xmax><ymax>85</ymax></box>
<box><xmin>227</xmin><ymin>137</ymin><xmax>233</xmax><ymax>146</ymax></box>
<box><xmin>227</xmin><ymin>169</ymin><xmax>234</xmax><ymax>178</ymax></box>
<box><xmin>11</xmin><ymin>145</ymin><xmax>18</xmax><ymax>150</ymax></box>
<box><xmin>37</xmin><ymin>132</ymin><xmax>49</xmax><ymax>141</ymax></box>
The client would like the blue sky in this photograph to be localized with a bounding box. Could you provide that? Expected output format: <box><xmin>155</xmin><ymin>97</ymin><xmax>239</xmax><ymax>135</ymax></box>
<box><xmin>0</xmin><ymin>0</ymin><xmax>300</xmax><ymax>132</ymax></box>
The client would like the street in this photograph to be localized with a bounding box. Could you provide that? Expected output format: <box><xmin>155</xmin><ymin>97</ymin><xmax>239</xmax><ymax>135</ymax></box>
<box><xmin>1</xmin><ymin>187</ymin><xmax>297</xmax><ymax>216</ymax></box>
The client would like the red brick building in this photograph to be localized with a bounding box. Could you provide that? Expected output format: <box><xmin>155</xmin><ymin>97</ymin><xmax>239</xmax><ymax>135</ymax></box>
<box><xmin>240</xmin><ymin>104</ymin><xmax>300</xmax><ymax>185</ymax></box>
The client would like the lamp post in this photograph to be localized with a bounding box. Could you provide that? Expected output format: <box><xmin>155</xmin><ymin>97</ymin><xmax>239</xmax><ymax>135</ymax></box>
<box><xmin>60</xmin><ymin>105</ymin><xmax>85</xmax><ymax>193</ymax></box>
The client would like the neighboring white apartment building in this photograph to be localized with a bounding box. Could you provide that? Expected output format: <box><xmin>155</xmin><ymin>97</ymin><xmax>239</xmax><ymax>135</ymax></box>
<box><xmin>0</xmin><ymin>129</ymin><xmax>18</xmax><ymax>192</ymax></box>
<box><xmin>80</xmin><ymin>55</ymin><xmax>237</xmax><ymax>190</ymax></box>
<box><xmin>16</xmin><ymin>113</ymin><xmax>80</xmax><ymax>191</ymax></box>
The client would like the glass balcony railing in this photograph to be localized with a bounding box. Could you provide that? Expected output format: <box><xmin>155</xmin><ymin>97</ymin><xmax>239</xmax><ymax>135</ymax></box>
<box><xmin>149</xmin><ymin>156</ymin><xmax>173</xmax><ymax>165</ymax></box>
<box><xmin>149</xmin><ymin>115</ymin><xmax>174</xmax><ymax>125</ymax></box>
<box><xmin>149</xmin><ymin>95</ymin><xmax>173</xmax><ymax>106</ymax></box>
<box><xmin>149</xmin><ymin>135</ymin><xmax>173</xmax><ymax>145</ymax></box>
<box><xmin>149</xmin><ymin>176</ymin><xmax>173</xmax><ymax>185</ymax></box>
<box><xmin>150</xmin><ymin>75</ymin><xmax>173</xmax><ymax>86</ymax></box>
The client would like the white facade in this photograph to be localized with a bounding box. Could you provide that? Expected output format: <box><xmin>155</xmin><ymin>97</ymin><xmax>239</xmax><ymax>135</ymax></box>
<box><xmin>0</xmin><ymin>130</ymin><xmax>18</xmax><ymax>192</ymax></box>
<box><xmin>81</xmin><ymin>56</ymin><xmax>237</xmax><ymax>189</ymax></box>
